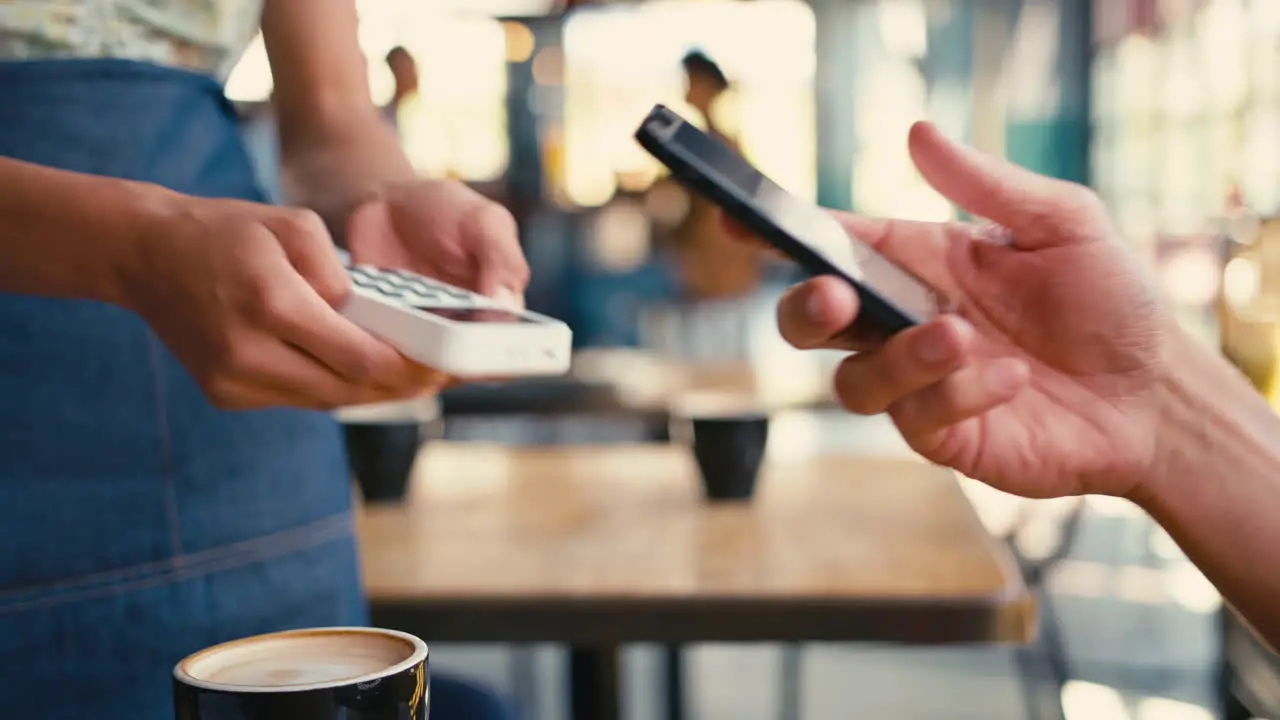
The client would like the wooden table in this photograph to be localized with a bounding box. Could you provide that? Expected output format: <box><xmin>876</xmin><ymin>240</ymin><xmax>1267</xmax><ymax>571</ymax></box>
<box><xmin>359</xmin><ymin>443</ymin><xmax>1033</xmax><ymax>719</ymax></box>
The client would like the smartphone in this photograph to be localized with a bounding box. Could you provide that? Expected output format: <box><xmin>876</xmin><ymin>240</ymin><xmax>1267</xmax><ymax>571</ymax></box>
<box><xmin>634</xmin><ymin>104</ymin><xmax>944</xmax><ymax>341</ymax></box>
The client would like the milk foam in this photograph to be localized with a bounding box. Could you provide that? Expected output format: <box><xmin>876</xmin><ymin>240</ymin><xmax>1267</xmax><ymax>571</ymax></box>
<box><xmin>181</xmin><ymin>630</ymin><xmax>417</xmax><ymax>689</ymax></box>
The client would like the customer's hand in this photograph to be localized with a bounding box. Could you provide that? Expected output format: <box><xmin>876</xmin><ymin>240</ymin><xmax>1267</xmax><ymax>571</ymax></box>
<box><xmin>345</xmin><ymin>179</ymin><xmax>530</xmax><ymax>308</ymax></box>
<box><xmin>125</xmin><ymin>197</ymin><xmax>445</xmax><ymax>410</ymax></box>
<box><xmin>753</xmin><ymin>122</ymin><xmax>1169</xmax><ymax>500</ymax></box>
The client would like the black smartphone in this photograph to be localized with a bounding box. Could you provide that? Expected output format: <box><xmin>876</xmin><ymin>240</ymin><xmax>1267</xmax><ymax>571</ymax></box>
<box><xmin>634</xmin><ymin>104</ymin><xmax>945</xmax><ymax>341</ymax></box>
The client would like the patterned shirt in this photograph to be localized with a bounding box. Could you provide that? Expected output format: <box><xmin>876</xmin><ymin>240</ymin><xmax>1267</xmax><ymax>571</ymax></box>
<box><xmin>0</xmin><ymin>0</ymin><xmax>262</xmax><ymax>79</ymax></box>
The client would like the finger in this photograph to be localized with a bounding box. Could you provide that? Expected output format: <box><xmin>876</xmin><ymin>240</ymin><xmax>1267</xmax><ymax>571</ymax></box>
<box><xmin>776</xmin><ymin>276</ymin><xmax>861</xmax><ymax>351</ymax></box>
<box><xmin>718</xmin><ymin>212</ymin><xmax>769</xmax><ymax>249</ymax></box>
<box><xmin>255</xmin><ymin>269</ymin><xmax>435</xmax><ymax>392</ymax></box>
<box><xmin>218</xmin><ymin>377</ymin><xmax>430</xmax><ymax>413</ymax></box>
<box><xmin>489</xmin><ymin>285</ymin><xmax>525</xmax><ymax>311</ymax></box>
<box><xmin>215</xmin><ymin>379</ymin><xmax>411</xmax><ymax>412</ymax></box>
<box><xmin>464</xmin><ymin>202</ymin><xmax>530</xmax><ymax>302</ymax></box>
<box><xmin>262</xmin><ymin>209</ymin><xmax>352</xmax><ymax>307</ymax></box>
<box><xmin>344</xmin><ymin>199</ymin><xmax>414</xmax><ymax>271</ymax></box>
<box><xmin>246</xmin><ymin>233</ymin><xmax>435</xmax><ymax>393</ymax></box>
<box><xmin>716</xmin><ymin>210</ymin><xmax>827</xmax><ymax>262</ymax></box>
<box><xmin>720</xmin><ymin>204</ymin><xmax>957</xmax><ymax>302</ymax></box>
<box><xmin>242</xmin><ymin>340</ymin><xmax>445</xmax><ymax>409</ymax></box>
<box><xmin>439</xmin><ymin>376</ymin><xmax>467</xmax><ymax>391</ymax></box>
<box><xmin>831</xmin><ymin>316</ymin><xmax>977</xmax><ymax>415</ymax></box>
<box><xmin>890</xmin><ymin>357</ymin><xmax>1030</xmax><ymax>438</ymax></box>
<box><xmin>207</xmin><ymin>379</ymin><xmax>325</xmax><ymax>411</ymax></box>
<box><xmin>207</xmin><ymin>349</ymin><xmax>432</xmax><ymax>412</ymax></box>
<box><xmin>828</xmin><ymin>211</ymin><xmax>961</xmax><ymax>296</ymax></box>
<box><xmin>908</xmin><ymin>121</ymin><xmax>1103</xmax><ymax>249</ymax></box>
<box><xmin>719</xmin><ymin>211</ymin><xmax>751</xmax><ymax>239</ymax></box>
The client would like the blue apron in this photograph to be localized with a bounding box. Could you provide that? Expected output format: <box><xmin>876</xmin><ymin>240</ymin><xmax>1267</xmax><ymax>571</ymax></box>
<box><xmin>0</xmin><ymin>57</ymin><xmax>349</xmax><ymax>717</ymax></box>
<box><xmin>0</xmin><ymin>58</ymin><xmax>517</xmax><ymax>720</ymax></box>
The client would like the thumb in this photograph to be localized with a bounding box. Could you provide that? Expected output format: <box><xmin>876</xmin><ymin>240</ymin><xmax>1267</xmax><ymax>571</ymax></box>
<box><xmin>907</xmin><ymin>121</ymin><xmax>1104</xmax><ymax>250</ymax></box>
<box><xmin>344</xmin><ymin>199</ymin><xmax>399</xmax><ymax>261</ymax></box>
<box><xmin>464</xmin><ymin>203</ymin><xmax>529</xmax><ymax>308</ymax></box>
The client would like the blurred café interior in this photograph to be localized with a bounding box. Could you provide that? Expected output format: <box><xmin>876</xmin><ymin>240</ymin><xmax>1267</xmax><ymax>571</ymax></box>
<box><xmin>232</xmin><ymin>0</ymin><xmax>1280</xmax><ymax>718</ymax></box>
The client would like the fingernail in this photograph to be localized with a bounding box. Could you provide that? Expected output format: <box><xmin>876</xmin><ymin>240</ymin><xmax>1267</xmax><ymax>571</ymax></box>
<box><xmin>805</xmin><ymin>287</ymin><xmax>826</xmax><ymax>320</ymax></box>
<box><xmin>492</xmin><ymin>287</ymin><xmax>524</xmax><ymax>310</ymax></box>
<box><xmin>915</xmin><ymin>322</ymin><xmax>957</xmax><ymax>364</ymax></box>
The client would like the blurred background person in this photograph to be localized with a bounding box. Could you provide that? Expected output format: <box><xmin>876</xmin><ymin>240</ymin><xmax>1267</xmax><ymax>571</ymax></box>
<box><xmin>384</xmin><ymin>44</ymin><xmax>420</xmax><ymax>131</ymax></box>
<box><xmin>670</xmin><ymin>49</ymin><xmax>763</xmax><ymax>303</ymax></box>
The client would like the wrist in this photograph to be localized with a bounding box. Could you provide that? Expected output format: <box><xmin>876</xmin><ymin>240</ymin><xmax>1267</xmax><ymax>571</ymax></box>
<box><xmin>1130</xmin><ymin>322</ymin><xmax>1280</xmax><ymax>647</ymax></box>
<box><xmin>0</xmin><ymin>157</ymin><xmax>185</xmax><ymax>307</ymax></box>
<box><xmin>1129</xmin><ymin>328</ymin><xmax>1208</xmax><ymax>509</ymax></box>
<box><xmin>1133</xmin><ymin>323</ymin><xmax>1280</xmax><ymax>514</ymax></box>
<box><xmin>103</xmin><ymin>181</ymin><xmax>186</xmax><ymax>310</ymax></box>
<box><xmin>279</xmin><ymin>114</ymin><xmax>414</xmax><ymax>244</ymax></box>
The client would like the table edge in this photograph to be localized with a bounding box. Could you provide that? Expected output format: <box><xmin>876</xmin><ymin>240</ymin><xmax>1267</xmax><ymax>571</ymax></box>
<box><xmin>370</xmin><ymin>592</ymin><xmax>1036</xmax><ymax>646</ymax></box>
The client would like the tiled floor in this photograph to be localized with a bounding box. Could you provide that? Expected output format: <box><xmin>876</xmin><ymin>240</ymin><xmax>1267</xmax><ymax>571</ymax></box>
<box><xmin>427</xmin><ymin>413</ymin><xmax>1226</xmax><ymax>720</ymax></box>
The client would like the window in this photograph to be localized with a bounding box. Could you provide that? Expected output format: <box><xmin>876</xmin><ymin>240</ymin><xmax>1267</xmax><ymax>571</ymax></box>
<box><xmin>849</xmin><ymin>0</ymin><xmax>954</xmax><ymax>221</ymax></box>
<box><xmin>560</xmin><ymin>0</ymin><xmax>817</xmax><ymax>209</ymax></box>
<box><xmin>224</xmin><ymin>2</ymin><xmax>510</xmax><ymax>182</ymax></box>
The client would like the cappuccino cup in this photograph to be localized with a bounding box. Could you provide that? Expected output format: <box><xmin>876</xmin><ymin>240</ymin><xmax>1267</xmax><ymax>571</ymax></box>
<box><xmin>173</xmin><ymin>627</ymin><xmax>429</xmax><ymax>720</ymax></box>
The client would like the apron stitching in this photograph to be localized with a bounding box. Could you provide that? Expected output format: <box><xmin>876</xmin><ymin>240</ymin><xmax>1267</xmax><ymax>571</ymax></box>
<box><xmin>146</xmin><ymin>332</ymin><xmax>185</xmax><ymax>561</ymax></box>
<box><xmin>0</xmin><ymin>512</ymin><xmax>352</xmax><ymax>605</ymax></box>
<box><xmin>0</xmin><ymin>514</ymin><xmax>353</xmax><ymax>616</ymax></box>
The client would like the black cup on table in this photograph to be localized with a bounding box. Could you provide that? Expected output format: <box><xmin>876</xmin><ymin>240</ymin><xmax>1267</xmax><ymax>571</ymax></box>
<box><xmin>675</xmin><ymin>392</ymin><xmax>771</xmax><ymax>502</ymax></box>
<box><xmin>343</xmin><ymin>422</ymin><xmax>424</xmax><ymax>504</ymax></box>
<box><xmin>173</xmin><ymin>627</ymin><xmax>429</xmax><ymax>720</ymax></box>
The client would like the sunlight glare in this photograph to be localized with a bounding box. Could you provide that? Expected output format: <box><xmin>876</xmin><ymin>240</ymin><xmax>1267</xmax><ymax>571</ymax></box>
<box><xmin>1061</xmin><ymin>681</ymin><xmax>1131</xmax><ymax>720</ymax></box>
<box><xmin>1135</xmin><ymin>697</ymin><xmax>1214</xmax><ymax>720</ymax></box>
<box><xmin>224</xmin><ymin>32</ymin><xmax>272</xmax><ymax>102</ymax></box>
<box><xmin>1164</xmin><ymin>562</ymin><xmax>1222</xmax><ymax>614</ymax></box>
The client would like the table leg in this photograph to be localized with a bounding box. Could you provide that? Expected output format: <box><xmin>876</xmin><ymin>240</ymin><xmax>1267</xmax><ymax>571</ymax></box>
<box><xmin>779</xmin><ymin>644</ymin><xmax>803</xmax><ymax>720</ymax></box>
<box><xmin>509</xmin><ymin>647</ymin><xmax>540</xmax><ymax>716</ymax></box>
<box><xmin>569</xmin><ymin>645</ymin><xmax>620</xmax><ymax>720</ymax></box>
<box><xmin>644</xmin><ymin>416</ymin><xmax>672</xmax><ymax>444</ymax></box>
<box><xmin>663</xmin><ymin>644</ymin><xmax>685</xmax><ymax>720</ymax></box>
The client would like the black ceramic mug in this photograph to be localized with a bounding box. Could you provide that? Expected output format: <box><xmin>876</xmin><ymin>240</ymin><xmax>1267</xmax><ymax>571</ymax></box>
<box><xmin>671</xmin><ymin>391</ymin><xmax>771</xmax><ymax>502</ymax></box>
<box><xmin>173</xmin><ymin>627</ymin><xmax>429</xmax><ymax>720</ymax></box>
<box><xmin>690</xmin><ymin>414</ymin><xmax>770</xmax><ymax>501</ymax></box>
<box><xmin>344</xmin><ymin>422</ymin><xmax>425</xmax><ymax>504</ymax></box>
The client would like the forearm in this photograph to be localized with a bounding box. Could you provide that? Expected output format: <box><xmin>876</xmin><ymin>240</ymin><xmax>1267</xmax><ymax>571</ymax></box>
<box><xmin>0</xmin><ymin>157</ymin><xmax>163</xmax><ymax>304</ymax></box>
<box><xmin>1137</xmin><ymin>328</ymin><xmax>1280</xmax><ymax>645</ymax></box>
<box><xmin>260</xmin><ymin>0</ymin><xmax>425</xmax><ymax>243</ymax></box>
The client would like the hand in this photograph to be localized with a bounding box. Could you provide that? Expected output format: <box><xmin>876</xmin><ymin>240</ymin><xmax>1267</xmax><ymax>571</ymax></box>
<box><xmin>125</xmin><ymin>196</ymin><xmax>445</xmax><ymax>410</ymax></box>
<box><xmin>755</xmin><ymin>122</ymin><xmax>1170</xmax><ymax>500</ymax></box>
<box><xmin>345</xmin><ymin>179</ymin><xmax>530</xmax><ymax>307</ymax></box>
